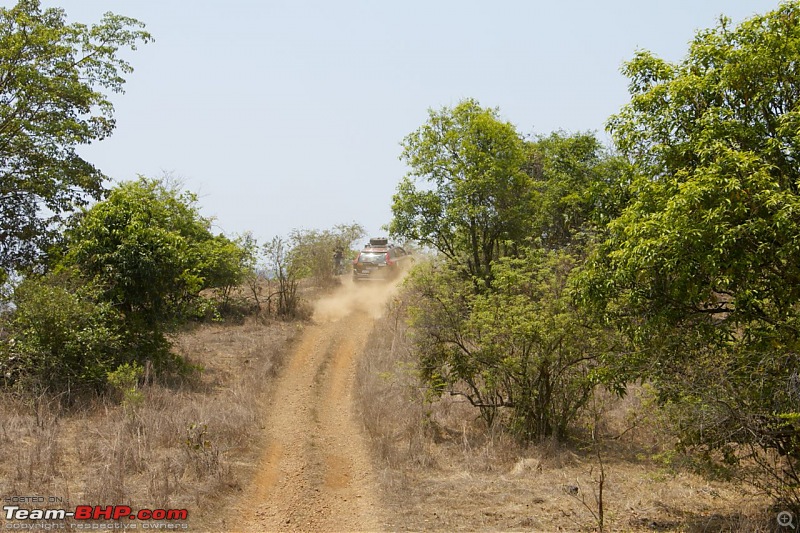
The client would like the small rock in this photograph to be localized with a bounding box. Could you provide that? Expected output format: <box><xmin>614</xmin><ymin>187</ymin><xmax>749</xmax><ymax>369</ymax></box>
<box><xmin>562</xmin><ymin>484</ymin><xmax>579</xmax><ymax>496</ymax></box>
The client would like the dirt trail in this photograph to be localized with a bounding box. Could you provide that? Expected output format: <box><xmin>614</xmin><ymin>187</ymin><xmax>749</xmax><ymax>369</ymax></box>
<box><xmin>230</xmin><ymin>278</ymin><xmax>398</xmax><ymax>532</ymax></box>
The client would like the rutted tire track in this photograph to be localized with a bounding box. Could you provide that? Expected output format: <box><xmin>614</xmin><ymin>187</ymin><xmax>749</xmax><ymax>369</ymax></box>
<box><xmin>232</xmin><ymin>281</ymin><xmax>392</xmax><ymax>532</ymax></box>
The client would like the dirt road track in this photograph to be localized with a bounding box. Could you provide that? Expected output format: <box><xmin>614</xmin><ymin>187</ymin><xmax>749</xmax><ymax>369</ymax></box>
<box><xmin>230</xmin><ymin>280</ymin><xmax>395</xmax><ymax>532</ymax></box>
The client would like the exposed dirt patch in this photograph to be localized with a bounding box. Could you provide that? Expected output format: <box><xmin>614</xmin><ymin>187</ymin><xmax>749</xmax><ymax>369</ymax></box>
<box><xmin>217</xmin><ymin>278</ymin><xmax>400</xmax><ymax>532</ymax></box>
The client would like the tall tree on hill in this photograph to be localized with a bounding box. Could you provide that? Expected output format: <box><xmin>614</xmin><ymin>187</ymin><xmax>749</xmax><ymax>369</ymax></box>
<box><xmin>390</xmin><ymin>99</ymin><xmax>535</xmax><ymax>283</ymax></box>
<box><xmin>0</xmin><ymin>0</ymin><xmax>151</xmax><ymax>285</ymax></box>
<box><xmin>584</xmin><ymin>1</ymin><xmax>800</xmax><ymax>510</ymax></box>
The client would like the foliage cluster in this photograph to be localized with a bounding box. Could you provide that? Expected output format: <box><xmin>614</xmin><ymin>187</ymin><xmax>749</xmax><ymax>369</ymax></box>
<box><xmin>408</xmin><ymin>250</ymin><xmax>622</xmax><ymax>442</ymax></box>
<box><xmin>393</xmin><ymin>100</ymin><xmax>627</xmax><ymax>442</ymax></box>
<box><xmin>1</xmin><ymin>270</ymin><xmax>122</xmax><ymax>391</ymax></box>
<box><xmin>0</xmin><ymin>0</ymin><xmax>151</xmax><ymax>285</ymax></box>
<box><xmin>1</xmin><ymin>178</ymin><xmax>248</xmax><ymax>394</ymax></box>
<box><xmin>61</xmin><ymin>178</ymin><xmax>244</xmax><ymax>330</ymax></box>
<box><xmin>581</xmin><ymin>2</ymin><xmax>800</xmax><ymax>512</ymax></box>
<box><xmin>392</xmin><ymin>99</ymin><xmax>534</xmax><ymax>283</ymax></box>
<box><xmin>391</xmin><ymin>1</ymin><xmax>800</xmax><ymax>513</ymax></box>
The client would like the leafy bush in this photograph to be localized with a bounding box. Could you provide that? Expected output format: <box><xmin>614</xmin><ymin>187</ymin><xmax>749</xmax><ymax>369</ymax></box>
<box><xmin>1</xmin><ymin>271</ymin><xmax>122</xmax><ymax>393</ymax></box>
<box><xmin>106</xmin><ymin>362</ymin><xmax>145</xmax><ymax>411</ymax></box>
<box><xmin>57</xmin><ymin>177</ymin><xmax>247</xmax><ymax>365</ymax></box>
<box><xmin>1</xmin><ymin>178</ymin><xmax>251</xmax><ymax>395</ymax></box>
<box><xmin>408</xmin><ymin>251</ymin><xmax>621</xmax><ymax>441</ymax></box>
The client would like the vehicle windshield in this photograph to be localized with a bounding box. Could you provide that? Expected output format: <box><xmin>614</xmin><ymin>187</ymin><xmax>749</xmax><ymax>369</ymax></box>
<box><xmin>358</xmin><ymin>252</ymin><xmax>386</xmax><ymax>264</ymax></box>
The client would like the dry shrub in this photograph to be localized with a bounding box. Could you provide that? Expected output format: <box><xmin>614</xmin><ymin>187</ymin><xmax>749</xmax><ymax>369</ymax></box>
<box><xmin>355</xmin><ymin>295</ymin><xmax>431</xmax><ymax>471</ymax></box>
<box><xmin>10</xmin><ymin>399</ymin><xmax>62</xmax><ymax>489</ymax></box>
<box><xmin>0</xmin><ymin>315</ymin><xmax>297</xmax><ymax>529</ymax></box>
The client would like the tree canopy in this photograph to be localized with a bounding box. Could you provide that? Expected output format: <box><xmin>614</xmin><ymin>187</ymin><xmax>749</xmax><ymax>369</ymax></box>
<box><xmin>594</xmin><ymin>1</ymin><xmax>800</xmax><ymax>369</ymax></box>
<box><xmin>528</xmin><ymin>132</ymin><xmax>631</xmax><ymax>249</ymax></box>
<box><xmin>390</xmin><ymin>99</ymin><xmax>535</xmax><ymax>282</ymax></box>
<box><xmin>391</xmin><ymin>100</ymin><xmax>627</xmax><ymax>441</ymax></box>
<box><xmin>0</xmin><ymin>0</ymin><xmax>151</xmax><ymax>284</ymax></box>
<box><xmin>581</xmin><ymin>1</ymin><xmax>800</xmax><ymax>508</ymax></box>
<box><xmin>599</xmin><ymin>3</ymin><xmax>800</xmax><ymax>332</ymax></box>
<box><xmin>60</xmin><ymin>178</ymin><xmax>242</xmax><ymax>332</ymax></box>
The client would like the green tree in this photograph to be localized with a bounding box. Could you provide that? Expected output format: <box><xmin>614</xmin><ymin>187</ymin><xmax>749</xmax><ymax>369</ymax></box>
<box><xmin>390</xmin><ymin>99</ymin><xmax>534</xmax><ymax>282</ymax></box>
<box><xmin>203</xmin><ymin>233</ymin><xmax>251</xmax><ymax>312</ymax></box>
<box><xmin>59</xmin><ymin>177</ymin><xmax>244</xmax><ymax>363</ymax></box>
<box><xmin>0</xmin><ymin>0</ymin><xmax>151</xmax><ymax>284</ymax></box>
<box><xmin>410</xmin><ymin>249</ymin><xmax>620</xmax><ymax>441</ymax></box>
<box><xmin>527</xmin><ymin>132</ymin><xmax>631</xmax><ymax>250</ymax></box>
<box><xmin>586</xmin><ymin>2</ymin><xmax>800</xmax><ymax>510</ymax></box>
<box><xmin>393</xmin><ymin>106</ymin><xmax>632</xmax><ymax>442</ymax></box>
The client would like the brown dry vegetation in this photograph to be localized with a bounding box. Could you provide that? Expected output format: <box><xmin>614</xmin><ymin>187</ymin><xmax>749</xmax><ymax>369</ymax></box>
<box><xmin>354</xmin><ymin>294</ymin><xmax>777</xmax><ymax>532</ymax></box>
<box><xmin>0</xmin><ymin>313</ymin><xmax>300</xmax><ymax>530</ymax></box>
<box><xmin>0</xmin><ymin>279</ymin><xmax>784</xmax><ymax>532</ymax></box>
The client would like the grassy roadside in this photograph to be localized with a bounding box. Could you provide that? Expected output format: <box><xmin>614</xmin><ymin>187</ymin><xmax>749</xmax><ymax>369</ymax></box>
<box><xmin>0</xmin><ymin>315</ymin><xmax>300</xmax><ymax>530</ymax></box>
<box><xmin>354</xmin><ymin>295</ymin><xmax>775</xmax><ymax>532</ymax></box>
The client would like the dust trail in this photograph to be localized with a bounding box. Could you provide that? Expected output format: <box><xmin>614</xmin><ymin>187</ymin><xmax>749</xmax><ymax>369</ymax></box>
<box><xmin>312</xmin><ymin>275</ymin><xmax>403</xmax><ymax>323</ymax></box>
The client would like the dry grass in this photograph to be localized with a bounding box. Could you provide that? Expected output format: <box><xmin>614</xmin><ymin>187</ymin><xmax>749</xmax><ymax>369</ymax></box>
<box><xmin>0</xmin><ymin>279</ymin><xmax>782</xmax><ymax>532</ymax></box>
<box><xmin>354</xmin><ymin>297</ymin><xmax>776</xmax><ymax>532</ymax></box>
<box><xmin>0</xmin><ymin>315</ymin><xmax>300</xmax><ymax>529</ymax></box>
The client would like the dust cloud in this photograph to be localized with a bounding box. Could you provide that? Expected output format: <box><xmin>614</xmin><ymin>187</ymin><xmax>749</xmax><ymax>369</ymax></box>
<box><xmin>312</xmin><ymin>275</ymin><xmax>404</xmax><ymax>323</ymax></box>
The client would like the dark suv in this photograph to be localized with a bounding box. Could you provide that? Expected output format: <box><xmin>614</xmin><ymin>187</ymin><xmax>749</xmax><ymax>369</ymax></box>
<box><xmin>352</xmin><ymin>238</ymin><xmax>412</xmax><ymax>281</ymax></box>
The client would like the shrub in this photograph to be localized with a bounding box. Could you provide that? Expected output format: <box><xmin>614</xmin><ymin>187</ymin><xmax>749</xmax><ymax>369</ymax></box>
<box><xmin>56</xmin><ymin>177</ymin><xmax>247</xmax><ymax>366</ymax></box>
<box><xmin>408</xmin><ymin>251</ymin><xmax>621</xmax><ymax>442</ymax></box>
<box><xmin>1</xmin><ymin>271</ymin><xmax>122</xmax><ymax>393</ymax></box>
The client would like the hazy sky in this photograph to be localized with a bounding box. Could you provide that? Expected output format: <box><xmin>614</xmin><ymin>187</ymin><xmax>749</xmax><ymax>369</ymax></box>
<box><xmin>28</xmin><ymin>1</ymin><xmax>782</xmax><ymax>242</ymax></box>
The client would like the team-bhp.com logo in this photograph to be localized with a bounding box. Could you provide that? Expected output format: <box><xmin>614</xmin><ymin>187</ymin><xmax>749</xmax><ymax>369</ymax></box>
<box><xmin>4</xmin><ymin>505</ymin><xmax>188</xmax><ymax>529</ymax></box>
